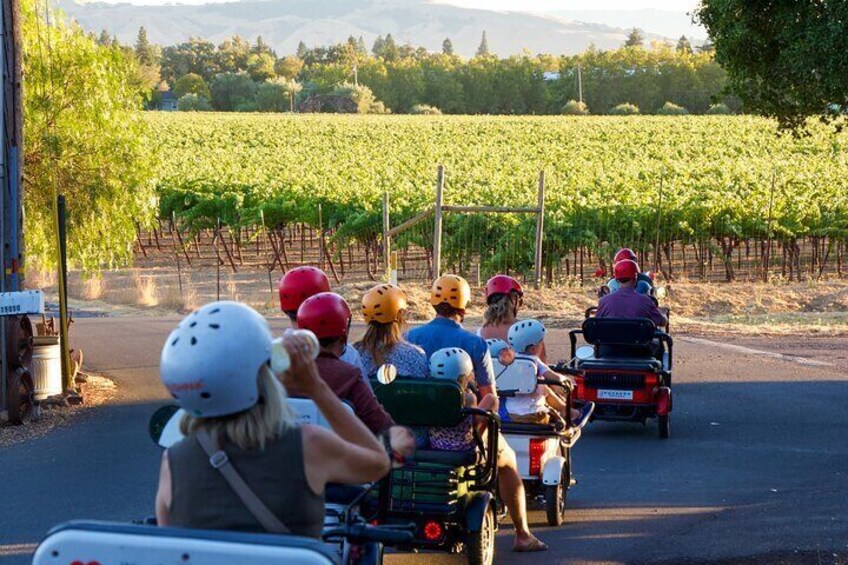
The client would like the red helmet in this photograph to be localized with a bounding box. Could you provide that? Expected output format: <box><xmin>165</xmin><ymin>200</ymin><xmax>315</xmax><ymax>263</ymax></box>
<box><xmin>279</xmin><ymin>267</ymin><xmax>331</xmax><ymax>313</ymax></box>
<box><xmin>297</xmin><ymin>292</ymin><xmax>351</xmax><ymax>339</ymax></box>
<box><xmin>485</xmin><ymin>275</ymin><xmax>523</xmax><ymax>303</ymax></box>
<box><xmin>613</xmin><ymin>248</ymin><xmax>638</xmax><ymax>264</ymax></box>
<box><xmin>614</xmin><ymin>259</ymin><xmax>639</xmax><ymax>282</ymax></box>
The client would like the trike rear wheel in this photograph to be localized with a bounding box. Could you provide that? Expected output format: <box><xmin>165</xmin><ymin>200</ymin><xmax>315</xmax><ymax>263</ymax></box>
<box><xmin>658</xmin><ymin>415</ymin><xmax>670</xmax><ymax>439</ymax></box>
<box><xmin>544</xmin><ymin>462</ymin><xmax>569</xmax><ymax>526</ymax></box>
<box><xmin>467</xmin><ymin>504</ymin><xmax>496</xmax><ymax>565</ymax></box>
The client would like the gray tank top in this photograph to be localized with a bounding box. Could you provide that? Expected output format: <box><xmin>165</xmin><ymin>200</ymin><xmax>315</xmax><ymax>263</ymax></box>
<box><xmin>168</xmin><ymin>425</ymin><xmax>324</xmax><ymax>538</ymax></box>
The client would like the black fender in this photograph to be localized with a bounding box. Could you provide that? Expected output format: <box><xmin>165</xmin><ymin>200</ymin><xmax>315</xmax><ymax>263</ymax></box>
<box><xmin>464</xmin><ymin>491</ymin><xmax>494</xmax><ymax>532</ymax></box>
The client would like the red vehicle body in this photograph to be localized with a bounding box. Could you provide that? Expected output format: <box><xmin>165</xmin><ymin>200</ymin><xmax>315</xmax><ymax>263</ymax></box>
<box><xmin>565</xmin><ymin>312</ymin><xmax>673</xmax><ymax>439</ymax></box>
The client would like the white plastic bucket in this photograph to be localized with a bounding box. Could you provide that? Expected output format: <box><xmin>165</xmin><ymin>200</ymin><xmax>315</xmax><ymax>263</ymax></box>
<box><xmin>32</xmin><ymin>335</ymin><xmax>62</xmax><ymax>400</ymax></box>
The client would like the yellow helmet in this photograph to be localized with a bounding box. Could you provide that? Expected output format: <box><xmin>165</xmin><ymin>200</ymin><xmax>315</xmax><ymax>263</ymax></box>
<box><xmin>362</xmin><ymin>284</ymin><xmax>408</xmax><ymax>324</ymax></box>
<box><xmin>430</xmin><ymin>275</ymin><xmax>471</xmax><ymax>310</ymax></box>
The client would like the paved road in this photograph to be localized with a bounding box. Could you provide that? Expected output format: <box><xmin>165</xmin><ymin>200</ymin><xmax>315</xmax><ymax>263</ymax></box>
<box><xmin>1</xmin><ymin>317</ymin><xmax>846</xmax><ymax>564</ymax></box>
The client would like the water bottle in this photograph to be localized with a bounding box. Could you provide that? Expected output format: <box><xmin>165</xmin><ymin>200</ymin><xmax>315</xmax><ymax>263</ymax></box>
<box><xmin>271</xmin><ymin>329</ymin><xmax>320</xmax><ymax>375</ymax></box>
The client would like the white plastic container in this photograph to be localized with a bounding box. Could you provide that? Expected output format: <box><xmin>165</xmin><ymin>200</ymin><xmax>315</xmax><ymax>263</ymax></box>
<box><xmin>32</xmin><ymin>335</ymin><xmax>62</xmax><ymax>400</ymax></box>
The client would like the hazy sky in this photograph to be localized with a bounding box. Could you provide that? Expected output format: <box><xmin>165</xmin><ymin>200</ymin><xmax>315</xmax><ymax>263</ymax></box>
<box><xmin>447</xmin><ymin>0</ymin><xmax>696</xmax><ymax>10</ymax></box>
<box><xmin>90</xmin><ymin>0</ymin><xmax>698</xmax><ymax>10</ymax></box>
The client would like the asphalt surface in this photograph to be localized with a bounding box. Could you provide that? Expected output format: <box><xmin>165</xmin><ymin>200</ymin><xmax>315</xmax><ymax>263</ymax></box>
<box><xmin>1</xmin><ymin>317</ymin><xmax>847</xmax><ymax>565</ymax></box>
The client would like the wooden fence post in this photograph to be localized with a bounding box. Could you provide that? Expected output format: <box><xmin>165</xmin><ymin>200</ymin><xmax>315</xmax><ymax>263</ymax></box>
<box><xmin>433</xmin><ymin>165</ymin><xmax>445</xmax><ymax>279</ymax></box>
<box><xmin>534</xmin><ymin>170</ymin><xmax>546</xmax><ymax>290</ymax></box>
<box><xmin>383</xmin><ymin>192</ymin><xmax>391</xmax><ymax>282</ymax></box>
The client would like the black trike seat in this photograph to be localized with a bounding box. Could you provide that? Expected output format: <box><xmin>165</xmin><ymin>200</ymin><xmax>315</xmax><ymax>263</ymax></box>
<box><xmin>414</xmin><ymin>449</ymin><xmax>478</xmax><ymax>467</ymax></box>
<box><xmin>500</xmin><ymin>420</ymin><xmax>567</xmax><ymax>437</ymax></box>
<box><xmin>577</xmin><ymin>358</ymin><xmax>662</xmax><ymax>372</ymax></box>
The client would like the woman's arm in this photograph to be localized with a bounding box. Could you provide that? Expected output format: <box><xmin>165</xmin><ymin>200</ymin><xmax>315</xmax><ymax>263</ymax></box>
<box><xmin>155</xmin><ymin>451</ymin><xmax>171</xmax><ymax>527</ymax></box>
<box><xmin>284</xmin><ymin>335</ymin><xmax>390</xmax><ymax>491</ymax></box>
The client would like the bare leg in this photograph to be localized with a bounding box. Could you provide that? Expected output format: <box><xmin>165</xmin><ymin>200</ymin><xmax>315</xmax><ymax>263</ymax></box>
<box><xmin>497</xmin><ymin>441</ymin><xmax>547</xmax><ymax>550</ymax></box>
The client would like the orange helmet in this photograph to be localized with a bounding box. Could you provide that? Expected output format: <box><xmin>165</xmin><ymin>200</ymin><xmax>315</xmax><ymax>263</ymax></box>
<box><xmin>430</xmin><ymin>275</ymin><xmax>471</xmax><ymax>310</ymax></box>
<box><xmin>362</xmin><ymin>284</ymin><xmax>408</xmax><ymax>324</ymax></box>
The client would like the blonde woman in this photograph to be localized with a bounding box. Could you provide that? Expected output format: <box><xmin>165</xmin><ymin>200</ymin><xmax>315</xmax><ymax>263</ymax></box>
<box><xmin>479</xmin><ymin>275</ymin><xmax>523</xmax><ymax>338</ymax></box>
<box><xmin>154</xmin><ymin>301</ymin><xmax>391</xmax><ymax>536</ymax></box>
<box><xmin>355</xmin><ymin>284</ymin><xmax>428</xmax><ymax>378</ymax></box>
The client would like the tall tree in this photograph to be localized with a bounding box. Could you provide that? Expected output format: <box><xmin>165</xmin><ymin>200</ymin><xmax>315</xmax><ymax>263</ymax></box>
<box><xmin>624</xmin><ymin>28</ymin><xmax>644</xmax><ymax>48</ymax></box>
<box><xmin>698</xmin><ymin>0</ymin><xmax>848</xmax><ymax>130</ymax></box>
<box><xmin>476</xmin><ymin>31</ymin><xmax>490</xmax><ymax>57</ymax></box>
<box><xmin>296</xmin><ymin>41</ymin><xmax>308</xmax><ymax>59</ymax></box>
<box><xmin>134</xmin><ymin>26</ymin><xmax>156</xmax><ymax>65</ymax></box>
<box><xmin>252</xmin><ymin>35</ymin><xmax>275</xmax><ymax>56</ymax></box>
<box><xmin>97</xmin><ymin>29</ymin><xmax>112</xmax><ymax>46</ymax></box>
<box><xmin>356</xmin><ymin>36</ymin><xmax>368</xmax><ymax>56</ymax></box>
<box><xmin>442</xmin><ymin>37</ymin><xmax>454</xmax><ymax>56</ymax></box>
<box><xmin>676</xmin><ymin>35</ymin><xmax>692</xmax><ymax>54</ymax></box>
<box><xmin>22</xmin><ymin>0</ymin><xmax>154</xmax><ymax>271</ymax></box>
<box><xmin>371</xmin><ymin>35</ymin><xmax>385</xmax><ymax>57</ymax></box>
<box><xmin>275</xmin><ymin>56</ymin><xmax>304</xmax><ymax>79</ymax></box>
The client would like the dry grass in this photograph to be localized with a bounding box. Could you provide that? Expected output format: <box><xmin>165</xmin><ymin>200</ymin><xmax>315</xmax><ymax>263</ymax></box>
<box><xmin>30</xmin><ymin>265</ymin><xmax>848</xmax><ymax>334</ymax></box>
<box><xmin>26</xmin><ymin>269</ymin><xmax>56</xmax><ymax>290</ymax></box>
<box><xmin>133</xmin><ymin>271</ymin><xmax>159</xmax><ymax>307</ymax></box>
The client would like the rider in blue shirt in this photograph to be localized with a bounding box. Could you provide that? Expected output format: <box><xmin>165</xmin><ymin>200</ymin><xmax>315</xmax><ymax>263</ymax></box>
<box><xmin>406</xmin><ymin>274</ymin><xmax>548</xmax><ymax>553</ymax></box>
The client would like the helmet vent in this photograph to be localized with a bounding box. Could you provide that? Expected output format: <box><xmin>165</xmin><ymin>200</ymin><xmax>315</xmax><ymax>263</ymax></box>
<box><xmin>209</xmin><ymin>323</ymin><xmax>220</xmax><ymax>330</ymax></box>
<box><xmin>209</xmin><ymin>308</ymin><xmax>221</xmax><ymax>315</ymax></box>
<box><xmin>200</xmin><ymin>392</ymin><xmax>211</xmax><ymax>399</ymax></box>
<box><xmin>171</xmin><ymin>337</ymin><xmax>180</xmax><ymax>347</ymax></box>
<box><xmin>190</xmin><ymin>321</ymin><xmax>197</xmax><ymax>328</ymax></box>
<box><xmin>191</xmin><ymin>336</ymin><xmax>198</xmax><ymax>346</ymax></box>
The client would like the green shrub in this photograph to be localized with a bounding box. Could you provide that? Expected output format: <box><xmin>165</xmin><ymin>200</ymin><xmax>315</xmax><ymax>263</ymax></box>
<box><xmin>177</xmin><ymin>93</ymin><xmax>212</xmax><ymax>112</ymax></box>
<box><xmin>657</xmin><ymin>101</ymin><xmax>689</xmax><ymax>115</ymax></box>
<box><xmin>410</xmin><ymin>104</ymin><xmax>442</xmax><ymax>115</ymax></box>
<box><xmin>561</xmin><ymin>100</ymin><xmax>590</xmax><ymax>115</ymax></box>
<box><xmin>706</xmin><ymin>103</ymin><xmax>732</xmax><ymax>115</ymax></box>
<box><xmin>609</xmin><ymin>103</ymin><xmax>640</xmax><ymax>115</ymax></box>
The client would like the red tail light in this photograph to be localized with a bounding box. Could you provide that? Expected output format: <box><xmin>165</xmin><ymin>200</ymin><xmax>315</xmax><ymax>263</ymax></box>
<box><xmin>423</xmin><ymin>520</ymin><xmax>444</xmax><ymax>541</ymax></box>
<box><xmin>529</xmin><ymin>438</ymin><xmax>546</xmax><ymax>476</ymax></box>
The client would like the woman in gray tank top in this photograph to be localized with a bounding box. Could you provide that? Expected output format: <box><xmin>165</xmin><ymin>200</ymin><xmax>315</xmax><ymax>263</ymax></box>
<box><xmin>154</xmin><ymin>301</ymin><xmax>398</xmax><ymax>537</ymax></box>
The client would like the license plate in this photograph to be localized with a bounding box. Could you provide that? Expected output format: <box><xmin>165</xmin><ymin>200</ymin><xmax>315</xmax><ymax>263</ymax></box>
<box><xmin>598</xmin><ymin>389</ymin><xmax>633</xmax><ymax>401</ymax></box>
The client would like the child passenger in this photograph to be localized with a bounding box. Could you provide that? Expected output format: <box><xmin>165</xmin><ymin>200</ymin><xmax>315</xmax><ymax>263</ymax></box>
<box><xmin>428</xmin><ymin>347</ymin><xmax>496</xmax><ymax>451</ymax></box>
<box><xmin>507</xmin><ymin>320</ymin><xmax>594</xmax><ymax>429</ymax></box>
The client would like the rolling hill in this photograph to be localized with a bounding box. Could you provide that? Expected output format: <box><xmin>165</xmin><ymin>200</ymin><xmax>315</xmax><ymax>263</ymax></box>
<box><xmin>57</xmin><ymin>0</ymin><xmax>670</xmax><ymax>56</ymax></box>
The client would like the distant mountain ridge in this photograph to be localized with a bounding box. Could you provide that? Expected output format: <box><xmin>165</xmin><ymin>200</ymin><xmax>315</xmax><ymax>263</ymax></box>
<box><xmin>57</xmin><ymin>0</ymin><xmax>671</xmax><ymax>57</ymax></box>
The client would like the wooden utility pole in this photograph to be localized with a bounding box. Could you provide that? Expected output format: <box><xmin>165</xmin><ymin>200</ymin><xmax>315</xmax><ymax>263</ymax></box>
<box><xmin>654</xmin><ymin>166</ymin><xmax>665</xmax><ymax>274</ymax></box>
<box><xmin>577</xmin><ymin>65</ymin><xmax>583</xmax><ymax>104</ymax></box>
<box><xmin>433</xmin><ymin>165</ymin><xmax>445</xmax><ymax>279</ymax></box>
<box><xmin>533</xmin><ymin>171</ymin><xmax>546</xmax><ymax>289</ymax></box>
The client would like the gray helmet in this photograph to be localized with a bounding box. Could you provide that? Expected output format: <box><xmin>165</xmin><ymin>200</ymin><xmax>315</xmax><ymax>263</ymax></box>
<box><xmin>508</xmin><ymin>319</ymin><xmax>546</xmax><ymax>354</ymax></box>
<box><xmin>160</xmin><ymin>301</ymin><xmax>272</xmax><ymax>418</ymax></box>
<box><xmin>429</xmin><ymin>347</ymin><xmax>473</xmax><ymax>381</ymax></box>
<box><xmin>485</xmin><ymin>338</ymin><xmax>510</xmax><ymax>358</ymax></box>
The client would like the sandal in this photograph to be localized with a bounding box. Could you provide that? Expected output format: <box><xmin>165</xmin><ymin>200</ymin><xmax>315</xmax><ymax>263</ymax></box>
<box><xmin>513</xmin><ymin>536</ymin><xmax>549</xmax><ymax>552</ymax></box>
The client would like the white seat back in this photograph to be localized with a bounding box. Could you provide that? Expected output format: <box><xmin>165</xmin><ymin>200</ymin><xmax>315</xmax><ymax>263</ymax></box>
<box><xmin>495</xmin><ymin>358</ymin><xmax>539</xmax><ymax>394</ymax></box>
<box><xmin>158</xmin><ymin>395</ymin><xmax>354</xmax><ymax>448</ymax></box>
<box><xmin>32</xmin><ymin>522</ymin><xmax>335</xmax><ymax>565</ymax></box>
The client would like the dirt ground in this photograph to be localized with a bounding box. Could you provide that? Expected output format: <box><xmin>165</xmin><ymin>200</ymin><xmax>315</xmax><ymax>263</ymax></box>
<box><xmin>27</xmin><ymin>267</ymin><xmax>848</xmax><ymax>336</ymax></box>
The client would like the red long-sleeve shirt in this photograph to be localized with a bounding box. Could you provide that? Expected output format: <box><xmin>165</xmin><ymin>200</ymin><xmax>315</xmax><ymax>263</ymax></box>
<box><xmin>289</xmin><ymin>351</ymin><xmax>394</xmax><ymax>434</ymax></box>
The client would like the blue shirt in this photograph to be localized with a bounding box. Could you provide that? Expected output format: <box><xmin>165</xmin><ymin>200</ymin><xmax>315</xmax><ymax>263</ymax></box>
<box><xmin>406</xmin><ymin>318</ymin><xmax>495</xmax><ymax>388</ymax></box>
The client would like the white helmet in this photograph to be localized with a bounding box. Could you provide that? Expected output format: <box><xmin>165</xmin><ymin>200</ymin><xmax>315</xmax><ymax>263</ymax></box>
<box><xmin>508</xmin><ymin>319</ymin><xmax>546</xmax><ymax>354</ymax></box>
<box><xmin>429</xmin><ymin>347</ymin><xmax>474</xmax><ymax>381</ymax></box>
<box><xmin>485</xmin><ymin>338</ymin><xmax>510</xmax><ymax>358</ymax></box>
<box><xmin>160</xmin><ymin>301</ymin><xmax>273</xmax><ymax>418</ymax></box>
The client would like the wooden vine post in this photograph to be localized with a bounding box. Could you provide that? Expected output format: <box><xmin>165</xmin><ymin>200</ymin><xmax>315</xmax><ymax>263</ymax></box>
<box><xmin>534</xmin><ymin>170</ymin><xmax>545</xmax><ymax>290</ymax></box>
